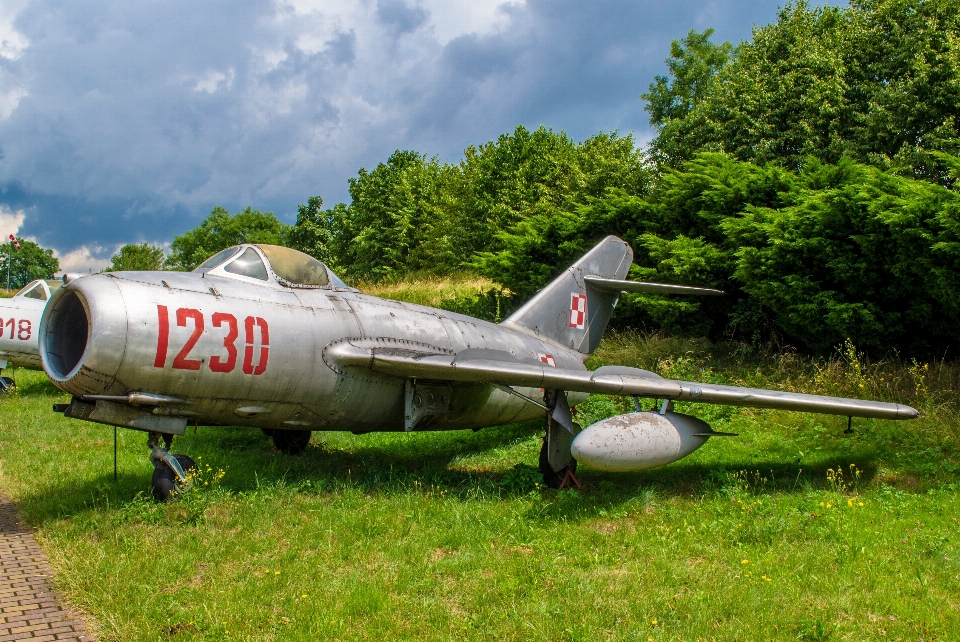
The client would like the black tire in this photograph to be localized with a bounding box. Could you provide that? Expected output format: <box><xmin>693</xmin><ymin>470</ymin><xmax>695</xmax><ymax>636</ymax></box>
<box><xmin>151</xmin><ymin>454</ymin><xmax>196</xmax><ymax>502</ymax></box>
<box><xmin>539</xmin><ymin>438</ymin><xmax>576</xmax><ymax>489</ymax></box>
<box><xmin>272</xmin><ymin>430</ymin><xmax>312</xmax><ymax>455</ymax></box>
<box><xmin>0</xmin><ymin>377</ymin><xmax>14</xmax><ymax>392</ymax></box>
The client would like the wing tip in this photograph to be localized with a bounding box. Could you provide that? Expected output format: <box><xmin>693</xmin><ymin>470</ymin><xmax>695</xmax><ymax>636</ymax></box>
<box><xmin>898</xmin><ymin>405</ymin><xmax>920</xmax><ymax>420</ymax></box>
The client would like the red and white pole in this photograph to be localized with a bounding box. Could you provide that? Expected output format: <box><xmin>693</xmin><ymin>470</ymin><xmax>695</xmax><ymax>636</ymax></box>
<box><xmin>7</xmin><ymin>234</ymin><xmax>20</xmax><ymax>292</ymax></box>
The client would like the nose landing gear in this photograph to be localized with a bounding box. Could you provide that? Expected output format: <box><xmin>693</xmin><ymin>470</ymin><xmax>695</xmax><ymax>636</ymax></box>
<box><xmin>147</xmin><ymin>432</ymin><xmax>195</xmax><ymax>502</ymax></box>
<box><xmin>0</xmin><ymin>364</ymin><xmax>15</xmax><ymax>392</ymax></box>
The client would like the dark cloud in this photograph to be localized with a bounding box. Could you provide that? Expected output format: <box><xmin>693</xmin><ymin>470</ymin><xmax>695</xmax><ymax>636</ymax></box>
<box><xmin>376</xmin><ymin>0</ymin><xmax>428</xmax><ymax>37</ymax></box>
<box><xmin>325</xmin><ymin>30</ymin><xmax>357</xmax><ymax>66</ymax></box>
<box><xmin>0</xmin><ymin>0</ymin><xmax>836</xmax><ymax>266</ymax></box>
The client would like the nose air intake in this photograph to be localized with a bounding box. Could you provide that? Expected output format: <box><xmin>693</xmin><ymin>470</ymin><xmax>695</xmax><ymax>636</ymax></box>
<box><xmin>40</xmin><ymin>276</ymin><xmax>128</xmax><ymax>397</ymax></box>
<box><xmin>41</xmin><ymin>289</ymin><xmax>90</xmax><ymax>380</ymax></box>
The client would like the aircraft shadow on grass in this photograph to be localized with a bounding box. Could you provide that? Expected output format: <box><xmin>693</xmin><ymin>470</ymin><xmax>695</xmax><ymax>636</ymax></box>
<box><xmin>19</xmin><ymin>419</ymin><xmax>919</xmax><ymax>527</ymax></box>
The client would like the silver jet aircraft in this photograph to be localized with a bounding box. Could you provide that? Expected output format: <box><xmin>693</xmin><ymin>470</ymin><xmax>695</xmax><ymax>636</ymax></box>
<box><xmin>38</xmin><ymin>237</ymin><xmax>918</xmax><ymax>499</ymax></box>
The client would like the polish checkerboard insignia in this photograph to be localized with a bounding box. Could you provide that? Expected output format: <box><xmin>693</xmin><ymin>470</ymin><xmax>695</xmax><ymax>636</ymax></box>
<box><xmin>569</xmin><ymin>292</ymin><xmax>587</xmax><ymax>329</ymax></box>
<box><xmin>538</xmin><ymin>353</ymin><xmax>556</xmax><ymax>367</ymax></box>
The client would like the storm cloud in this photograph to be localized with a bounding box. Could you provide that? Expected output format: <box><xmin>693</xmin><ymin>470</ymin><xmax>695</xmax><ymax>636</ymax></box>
<box><xmin>0</xmin><ymin>0</ymin><xmax>802</xmax><ymax>270</ymax></box>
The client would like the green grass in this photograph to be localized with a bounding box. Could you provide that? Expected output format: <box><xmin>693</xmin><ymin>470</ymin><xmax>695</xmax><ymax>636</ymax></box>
<box><xmin>0</xmin><ymin>333</ymin><xmax>958</xmax><ymax>641</ymax></box>
<box><xmin>356</xmin><ymin>273</ymin><xmax>499</xmax><ymax>308</ymax></box>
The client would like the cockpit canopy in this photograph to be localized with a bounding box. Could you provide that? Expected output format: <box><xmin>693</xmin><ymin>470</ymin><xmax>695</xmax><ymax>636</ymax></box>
<box><xmin>193</xmin><ymin>244</ymin><xmax>348</xmax><ymax>289</ymax></box>
<box><xmin>14</xmin><ymin>279</ymin><xmax>63</xmax><ymax>301</ymax></box>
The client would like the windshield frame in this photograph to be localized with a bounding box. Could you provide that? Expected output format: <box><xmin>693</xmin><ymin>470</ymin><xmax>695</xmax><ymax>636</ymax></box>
<box><xmin>13</xmin><ymin>280</ymin><xmax>49</xmax><ymax>300</ymax></box>
<box><xmin>193</xmin><ymin>246</ymin><xmax>243</xmax><ymax>273</ymax></box>
<box><xmin>201</xmin><ymin>245</ymin><xmax>278</xmax><ymax>286</ymax></box>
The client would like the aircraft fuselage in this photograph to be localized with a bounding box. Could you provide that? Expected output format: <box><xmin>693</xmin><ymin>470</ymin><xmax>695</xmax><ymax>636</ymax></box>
<box><xmin>41</xmin><ymin>270</ymin><xmax>585</xmax><ymax>434</ymax></box>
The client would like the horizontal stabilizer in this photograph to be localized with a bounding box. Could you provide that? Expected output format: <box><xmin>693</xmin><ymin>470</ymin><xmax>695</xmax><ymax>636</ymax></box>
<box><xmin>584</xmin><ymin>276</ymin><xmax>724</xmax><ymax>297</ymax></box>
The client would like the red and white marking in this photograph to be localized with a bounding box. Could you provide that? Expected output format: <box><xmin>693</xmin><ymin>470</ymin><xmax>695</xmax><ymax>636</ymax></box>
<box><xmin>569</xmin><ymin>292</ymin><xmax>587</xmax><ymax>329</ymax></box>
<box><xmin>538</xmin><ymin>353</ymin><xmax>556</xmax><ymax>367</ymax></box>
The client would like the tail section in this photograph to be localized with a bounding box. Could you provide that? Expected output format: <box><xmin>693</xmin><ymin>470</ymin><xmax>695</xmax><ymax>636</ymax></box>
<box><xmin>501</xmin><ymin>236</ymin><xmax>632</xmax><ymax>356</ymax></box>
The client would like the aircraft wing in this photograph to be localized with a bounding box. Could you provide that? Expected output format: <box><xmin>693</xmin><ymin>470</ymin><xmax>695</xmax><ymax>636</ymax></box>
<box><xmin>324</xmin><ymin>340</ymin><xmax>918</xmax><ymax>421</ymax></box>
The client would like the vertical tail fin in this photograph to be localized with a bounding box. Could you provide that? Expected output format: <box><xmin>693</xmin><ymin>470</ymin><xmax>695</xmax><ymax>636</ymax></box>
<box><xmin>500</xmin><ymin>236</ymin><xmax>632</xmax><ymax>356</ymax></box>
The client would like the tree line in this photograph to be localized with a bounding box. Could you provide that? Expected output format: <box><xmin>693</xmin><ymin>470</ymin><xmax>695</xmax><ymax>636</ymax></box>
<box><xmin>102</xmin><ymin>0</ymin><xmax>959</xmax><ymax>357</ymax></box>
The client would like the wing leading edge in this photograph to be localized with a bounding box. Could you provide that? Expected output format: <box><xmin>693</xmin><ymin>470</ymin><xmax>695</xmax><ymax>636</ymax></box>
<box><xmin>324</xmin><ymin>340</ymin><xmax>918</xmax><ymax>421</ymax></box>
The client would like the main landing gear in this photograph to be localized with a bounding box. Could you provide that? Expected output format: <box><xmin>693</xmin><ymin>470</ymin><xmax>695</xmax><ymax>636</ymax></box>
<box><xmin>148</xmin><ymin>432</ymin><xmax>195</xmax><ymax>502</ymax></box>
<box><xmin>539</xmin><ymin>390</ymin><xmax>580</xmax><ymax>489</ymax></box>
<box><xmin>262</xmin><ymin>429</ymin><xmax>313</xmax><ymax>454</ymax></box>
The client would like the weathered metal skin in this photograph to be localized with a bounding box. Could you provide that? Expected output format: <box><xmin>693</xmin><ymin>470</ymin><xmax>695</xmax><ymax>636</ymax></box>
<box><xmin>40</xmin><ymin>255</ymin><xmax>582</xmax><ymax>434</ymax></box>
<box><xmin>571</xmin><ymin>411</ymin><xmax>713</xmax><ymax>472</ymax></box>
<box><xmin>0</xmin><ymin>280</ymin><xmax>63</xmax><ymax>370</ymax></box>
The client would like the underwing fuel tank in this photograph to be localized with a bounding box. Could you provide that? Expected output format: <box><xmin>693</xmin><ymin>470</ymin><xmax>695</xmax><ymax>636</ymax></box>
<box><xmin>570</xmin><ymin>411</ymin><xmax>717</xmax><ymax>472</ymax></box>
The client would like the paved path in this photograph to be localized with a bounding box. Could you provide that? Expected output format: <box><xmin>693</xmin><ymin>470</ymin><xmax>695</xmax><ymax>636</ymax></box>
<box><xmin>0</xmin><ymin>497</ymin><xmax>95</xmax><ymax>641</ymax></box>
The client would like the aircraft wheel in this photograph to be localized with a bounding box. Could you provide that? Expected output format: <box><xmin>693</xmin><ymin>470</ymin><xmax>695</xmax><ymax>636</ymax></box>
<box><xmin>539</xmin><ymin>439</ymin><xmax>576</xmax><ymax>489</ymax></box>
<box><xmin>272</xmin><ymin>430</ymin><xmax>312</xmax><ymax>455</ymax></box>
<box><xmin>151</xmin><ymin>454</ymin><xmax>195</xmax><ymax>502</ymax></box>
<box><xmin>0</xmin><ymin>376</ymin><xmax>15</xmax><ymax>392</ymax></box>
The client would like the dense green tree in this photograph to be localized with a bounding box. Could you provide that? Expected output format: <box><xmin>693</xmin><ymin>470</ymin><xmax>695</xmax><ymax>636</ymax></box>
<box><xmin>288</xmin><ymin>196</ymin><xmax>335</xmax><ymax>268</ymax></box>
<box><xmin>458</xmin><ymin>127</ymin><xmax>648</xmax><ymax>264</ymax></box>
<box><xmin>0</xmin><ymin>239</ymin><xmax>59</xmax><ymax>290</ymax></box>
<box><xmin>165</xmin><ymin>207</ymin><xmax>289</xmax><ymax>271</ymax></box>
<box><xmin>464</xmin><ymin>128</ymin><xmax>649</xmax><ymax>298</ymax></box>
<box><xmin>641</xmin><ymin>29</ymin><xmax>732</xmax><ymax>168</ymax></box>
<box><xmin>328</xmin><ymin>151</ymin><xmax>453</xmax><ymax>280</ymax></box>
<box><xmin>724</xmin><ymin>157</ymin><xmax>960</xmax><ymax>353</ymax></box>
<box><xmin>324</xmin><ymin>126</ymin><xmax>649</xmax><ymax>282</ymax></box>
<box><xmin>106</xmin><ymin>243</ymin><xmax>165</xmax><ymax>272</ymax></box>
<box><xmin>644</xmin><ymin>0</ymin><xmax>960</xmax><ymax>183</ymax></box>
<box><xmin>615</xmin><ymin>153</ymin><xmax>960</xmax><ymax>355</ymax></box>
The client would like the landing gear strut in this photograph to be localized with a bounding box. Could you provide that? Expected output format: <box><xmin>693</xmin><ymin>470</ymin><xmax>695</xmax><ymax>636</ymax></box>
<box><xmin>147</xmin><ymin>432</ymin><xmax>195</xmax><ymax>502</ymax></box>
<box><xmin>539</xmin><ymin>390</ymin><xmax>580</xmax><ymax>489</ymax></box>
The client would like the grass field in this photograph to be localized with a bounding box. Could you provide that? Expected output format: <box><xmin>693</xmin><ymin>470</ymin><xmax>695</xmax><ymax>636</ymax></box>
<box><xmin>0</xmin><ymin>332</ymin><xmax>958</xmax><ymax>641</ymax></box>
<box><xmin>356</xmin><ymin>273</ymin><xmax>498</xmax><ymax>308</ymax></box>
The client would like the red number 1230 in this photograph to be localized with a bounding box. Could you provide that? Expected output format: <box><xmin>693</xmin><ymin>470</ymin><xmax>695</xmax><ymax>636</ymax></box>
<box><xmin>154</xmin><ymin>305</ymin><xmax>269</xmax><ymax>375</ymax></box>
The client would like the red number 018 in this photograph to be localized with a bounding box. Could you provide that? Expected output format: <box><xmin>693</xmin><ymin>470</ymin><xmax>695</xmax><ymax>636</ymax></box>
<box><xmin>0</xmin><ymin>318</ymin><xmax>31</xmax><ymax>340</ymax></box>
<box><xmin>154</xmin><ymin>306</ymin><xmax>269</xmax><ymax>375</ymax></box>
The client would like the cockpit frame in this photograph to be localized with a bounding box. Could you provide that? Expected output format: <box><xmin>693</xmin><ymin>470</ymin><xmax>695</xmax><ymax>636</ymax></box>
<box><xmin>193</xmin><ymin>244</ymin><xmax>354</xmax><ymax>291</ymax></box>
